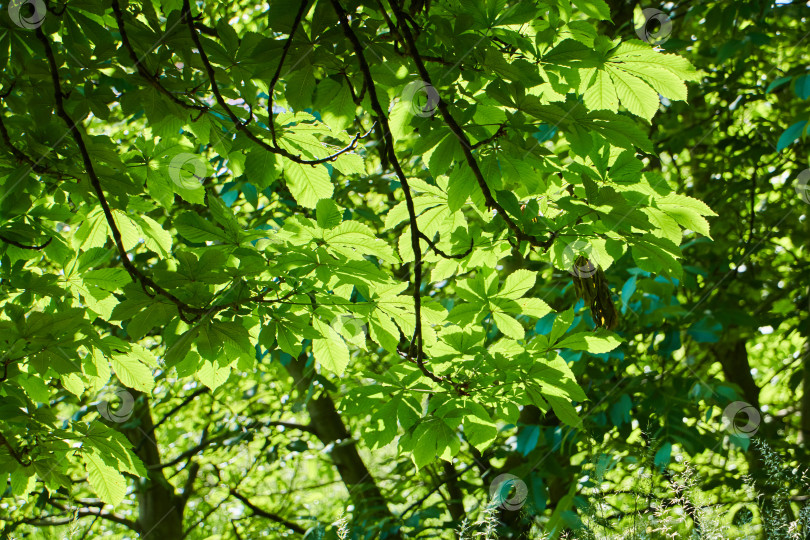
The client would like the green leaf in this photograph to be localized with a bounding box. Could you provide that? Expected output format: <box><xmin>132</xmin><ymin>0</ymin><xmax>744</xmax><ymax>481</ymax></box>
<box><xmin>83</xmin><ymin>453</ymin><xmax>126</xmax><ymax>507</ymax></box>
<box><xmin>111</xmin><ymin>353</ymin><xmax>154</xmax><ymax>393</ymax></box>
<box><xmin>285</xmin><ymin>64</ymin><xmax>315</xmax><ymax>113</ymax></box>
<box><xmin>462</xmin><ymin>414</ymin><xmax>499</xmax><ymax>453</ymax></box>
<box><xmin>497</xmin><ymin>269</ymin><xmax>537</xmax><ymax>299</ymax></box>
<box><xmin>244</xmin><ymin>148</ymin><xmax>279</xmax><ymax>189</ymax></box>
<box><xmin>312</xmin><ymin>319</ymin><xmax>350</xmax><ymax>376</ymax></box>
<box><xmin>556</xmin><ymin>330</ymin><xmax>622</xmax><ymax>353</ymax></box>
<box><xmin>607</xmin><ymin>66</ymin><xmax>660</xmax><ymax>122</ymax></box>
<box><xmin>629</xmin><ymin>235</ymin><xmax>682</xmax><ymax>277</ymax></box>
<box><xmin>573</xmin><ymin>0</ymin><xmax>611</xmax><ymax>20</ymax></box>
<box><xmin>316</xmin><ymin>199</ymin><xmax>343</xmax><ymax>229</ymax></box>
<box><xmin>549</xmin><ymin>308</ymin><xmax>575</xmax><ymax>345</ymax></box>
<box><xmin>492</xmin><ymin>311</ymin><xmax>525</xmax><ymax>340</ymax></box>
<box><xmin>777</xmin><ymin>121</ymin><xmax>808</xmax><ymax>152</ymax></box>
<box><xmin>283</xmin><ymin>161</ymin><xmax>333</xmax><ymax>208</ymax></box>
<box><xmin>583</xmin><ymin>69</ymin><xmax>619</xmax><ymax>112</ymax></box>
<box><xmin>174</xmin><ymin>212</ymin><xmax>232</xmax><ymax>243</ymax></box>
<box><xmin>447</xmin><ymin>165</ymin><xmax>476</xmax><ymax>211</ymax></box>
<box><xmin>83</xmin><ymin>268</ymin><xmax>131</xmax><ymax>292</ymax></box>
<box><xmin>545</xmin><ymin>394</ymin><xmax>583</xmax><ymax>428</ymax></box>
<box><xmin>613</xmin><ymin>65</ymin><xmax>687</xmax><ymax>102</ymax></box>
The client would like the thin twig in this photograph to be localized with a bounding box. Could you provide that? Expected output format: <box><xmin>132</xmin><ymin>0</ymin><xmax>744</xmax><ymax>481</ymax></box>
<box><xmin>112</xmin><ymin>0</ymin><xmax>208</xmax><ymax>113</ymax></box>
<box><xmin>388</xmin><ymin>0</ymin><xmax>557</xmax><ymax>251</ymax></box>
<box><xmin>229</xmin><ymin>489</ymin><xmax>306</xmax><ymax>534</ymax></box>
<box><xmin>418</xmin><ymin>231</ymin><xmax>473</xmax><ymax>260</ymax></box>
<box><xmin>182</xmin><ymin>0</ymin><xmax>370</xmax><ymax>166</ymax></box>
<box><xmin>267</xmin><ymin>0</ymin><xmax>310</xmax><ymax>144</ymax></box>
<box><xmin>0</xmin><ymin>234</ymin><xmax>52</xmax><ymax>250</ymax></box>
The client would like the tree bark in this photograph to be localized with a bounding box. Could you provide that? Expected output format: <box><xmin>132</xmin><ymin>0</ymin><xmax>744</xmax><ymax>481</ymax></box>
<box><xmin>121</xmin><ymin>392</ymin><xmax>186</xmax><ymax>540</ymax></box>
<box><xmin>800</xmin><ymin>291</ymin><xmax>810</xmax><ymax>446</ymax></box>
<box><xmin>286</xmin><ymin>353</ymin><xmax>402</xmax><ymax>538</ymax></box>
<box><xmin>715</xmin><ymin>339</ymin><xmax>761</xmax><ymax>411</ymax></box>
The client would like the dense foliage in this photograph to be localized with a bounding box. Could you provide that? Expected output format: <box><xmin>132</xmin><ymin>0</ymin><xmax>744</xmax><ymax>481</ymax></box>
<box><xmin>0</xmin><ymin>0</ymin><xmax>808</xmax><ymax>538</ymax></box>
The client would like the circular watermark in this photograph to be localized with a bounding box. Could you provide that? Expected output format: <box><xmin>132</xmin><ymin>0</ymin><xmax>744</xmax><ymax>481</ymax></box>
<box><xmin>8</xmin><ymin>0</ymin><xmax>46</xmax><ymax>29</ymax></box>
<box><xmin>721</xmin><ymin>401</ymin><xmax>760</xmax><ymax>438</ymax></box>
<box><xmin>795</xmin><ymin>168</ymin><xmax>810</xmax><ymax>204</ymax></box>
<box><xmin>168</xmin><ymin>153</ymin><xmax>206</xmax><ymax>190</ymax></box>
<box><xmin>96</xmin><ymin>386</ymin><xmax>135</xmax><ymax>423</ymax></box>
<box><xmin>489</xmin><ymin>473</ymin><xmax>528</xmax><ymax>511</ymax></box>
<box><xmin>634</xmin><ymin>8</ymin><xmax>673</xmax><ymax>46</ymax></box>
<box><xmin>329</xmin><ymin>312</ymin><xmax>367</xmax><ymax>349</ymax></box>
<box><xmin>562</xmin><ymin>239</ymin><xmax>601</xmax><ymax>279</ymax></box>
<box><xmin>401</xmin><ymin>80</ymin><xmax>439</xmax><ymax>118</ymax></box>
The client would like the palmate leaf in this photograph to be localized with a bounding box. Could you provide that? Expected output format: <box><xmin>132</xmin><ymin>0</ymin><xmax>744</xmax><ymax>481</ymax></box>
<box><xmin>579</xmin><ymin>41</ymin><xmax>697</xmax><ymax>120</ymax></box>
<box><xmin>0</xmin><ymin>0</ymin><xmax>731</xmax><ymax>523</ymax></box>
<box><xmin>401</xmin><ymin>417</ymin><xmax>460</xmax><ymax>469</ymax></box>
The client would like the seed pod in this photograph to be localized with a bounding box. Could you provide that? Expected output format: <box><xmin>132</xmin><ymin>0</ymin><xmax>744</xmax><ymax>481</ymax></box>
<box><xmin>572</xmin><ymin>256</ymin><xmax>619</xmax><ymax>330</ymax></box>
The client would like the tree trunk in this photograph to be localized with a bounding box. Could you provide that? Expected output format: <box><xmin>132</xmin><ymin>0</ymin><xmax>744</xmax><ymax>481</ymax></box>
<box><xmin>800</xmin><ymin>291</ymin><xmax>810</xmax><ymax>446</ymax></box>
<box><xmin>286</xmin><ymin>353</ymin><xmax>402</xmax><ymax>538</ymax></box>
<box><xmin>121</xmin><ymin>392</ymin><xmax>185</xmax><ymax>539</ymax></box>
<box><xmin>716</xmin><ymin>339</ymin><xmax>761</xmax><ymax>411</ymax></box>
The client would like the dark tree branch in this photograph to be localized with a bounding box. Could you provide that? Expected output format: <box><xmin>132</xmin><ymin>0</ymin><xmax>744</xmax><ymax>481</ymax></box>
<box><xmin>148</xmin><ymin>418</ymin><xmax>315</xmax><ymax>470</ymax></box>
<box><xmin>330</xmin><ymin>0</ymin><xmax>437</xmax><ymax>387</ymax></box>
<box><xmin>182</xmin><ymin>0</ymin><xmax>371</xmax><ymax>166</ymax></box>
<box><xmin>0</xmin><ymin>103</ymin><xmax>48</xmax><ymax>174</ymax></box>
<box><xmin>0</xmin><ymin>234</ymin><xmax>52</xmax><ymax>250</ymax></box>
<box><xmin>470</xmin><ymin>124</ymin><xmax>507</xmax><ymax>149</ymax></box>
<box><xmin>23</xmin><ymin>506</ymin><xmax>140</xmax><ymax>532</ymax></box>
<box><xmin>332</xmin><ymin>0</ymin><xmax>472</xmax><ymax>395</ymax></box>
<box><xmin>387</xmin><ymin>0</ymin><xmax>557</xmax><ymax>251</ymax></box>
<box><xmin>137</xmin><ymin>388</ymin><xmax>211</xmax><ymax>451</ymax></box>
<box><xmin>401</xmin><ymin>460</ymin><xmax>477</xmax><ymax>518</ymax></box>
<box><xmin>418</xmin><ymin>231</ymin><xmax>473</xmax><ymax>260</ymax></box>
<box><xmin>111</xmin><ymin>0</ymin><xmax>208</xmax><ymax>113</ymax></box>
<box><xmin>0</xmin><ymin>432</ymin><xmax>31</xmax><ymax>466</ymax></box>
<box><xmin>229</xmin><ymin>489</ymin><xmax>306</xmax><ymax>534</ymax></box>
<box><xmin>180</xmin><ymin>461</ymin><xmax>200</xmax><ymax>504</ymax></box>
<box><xmin>36</xmin><ymin>27</ymin><xmax>205</xmax><ymax>323</ymax></box>
<box><xmin>267</xmin><ymin>0</ymin><xmax>310</xmax><ymax>144</ymax></box>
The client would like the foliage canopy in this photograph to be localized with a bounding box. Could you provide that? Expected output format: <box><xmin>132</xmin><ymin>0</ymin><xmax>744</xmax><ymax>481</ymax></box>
<box><xmin>0</xmin><ymin>0</ymin><xmax>809</xmax><ymax>538</ymax></box>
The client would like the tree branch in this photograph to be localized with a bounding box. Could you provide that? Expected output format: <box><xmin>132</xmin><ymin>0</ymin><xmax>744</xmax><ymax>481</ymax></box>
<box><xmin>229</xmin><ymin>489</ymin><xmax>306</xmax><ymax>534</ymax></box>
<box><xmin>0</xmin><ymin>234</ymin><xmax>52</xmax><ymax>250</ymax></box>
<box><xmin>0</xmin><ymin>432</ymin><xmax>31</xmax><ymax>466</ymax></box>
<box><xmin>35</xmin><ymin>26</ymin><xmax>205</xmax><ymax>323</ymax></box>
<box><xmin>388</xmin><ymin>0</ymin><xmax>557</xmax><ymax>251</ymax></box>
<box><xmin>330</xmin><ymin>0</ymin><xmax>441</xmax><ymax>387</ymax></box>
<box><xmin>182</xmin><ymin>0</ymin><xmax>371</xmax><ymax>166</ymax></box>
<box><xmin>266</xmin><ymin>0</ymin><xmax>310</xmax><ymax>144</ymax></box>
<box><xmin>418</xmin><ymin>231</ymin><xmax>473</xmax><ymax>260</ymax></box>
<box><xmin>25</xmin><ymin>505</ymin><xmax>140</xmax><ymax>533</ymax></box>
<box><xmin>148</xmin><ymin>418</ymin><xmax>315</xmax><ymax>470</ymax></box>
<box><xmin>137</xmin><ymin>388</ymin><xmax>211</xmax><ymax>451</ymax></box>
<box><xmin>111</xmin><ymin>0</ymin><xmax>208</xmax><ymax>114</ymax></box>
